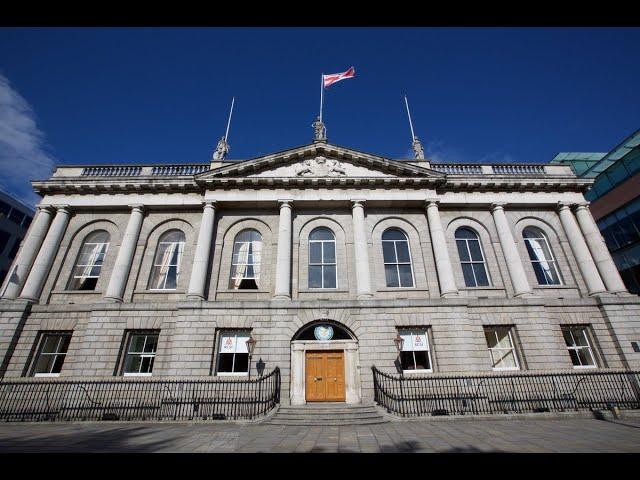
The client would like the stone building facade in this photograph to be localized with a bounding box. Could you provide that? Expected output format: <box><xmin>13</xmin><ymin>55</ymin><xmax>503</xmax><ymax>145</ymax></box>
<box><xmin>1</xmin><ymin>139</ymin><xmax>639</xmax><ymax>405</ymax></box>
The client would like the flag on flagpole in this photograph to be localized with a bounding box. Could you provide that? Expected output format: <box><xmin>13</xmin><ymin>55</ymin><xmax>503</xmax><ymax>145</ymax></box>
<box><xmin>323</xmin><ymin>67</ymin><xmax>356</xmax><ymax>88</ymax></box>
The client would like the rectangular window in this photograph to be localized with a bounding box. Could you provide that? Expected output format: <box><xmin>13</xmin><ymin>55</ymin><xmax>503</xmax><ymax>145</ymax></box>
<box><xmin>562</xmin><ymin>326</ymin><xmax>597</xmax><ymax>368</ymax></box>
<box><xmin>31</xmin><ymin>332</ymin><xmax>72</xmax><ymax>377</ymax></box>
<box><xmin>484</xmin><ymin>326</ymin><xmax>520</xmax><ymax>371</ymax></box>
<box><xmin>216</xmin><ymin>330</ymin><xmax>250</xmax><ymax>376</ymax></box>
<box><xmin>398</xmin><ymin>328</ymin><xmax>432</xmax><ymax>373</ymax></box>
<box><xmin>122</xmin><ymin>331</ymin><xmax>159</xmax><ymax>376</ymax></box>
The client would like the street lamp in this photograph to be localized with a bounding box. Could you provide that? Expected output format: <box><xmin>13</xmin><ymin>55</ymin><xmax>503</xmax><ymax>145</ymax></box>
<box><xmin>394</xmin><ymin>333</ymin><xmax>406</xmax><ymax>415</ymax></box>
<box><xmin>245</xmin><ymin>335</ymin><xmax>257</xmax><ymax>379</ymax></box>
<box><xmin>393</xmin><ymin>334</ymin><xmax>404</xmax><ymax>353</ymax></box>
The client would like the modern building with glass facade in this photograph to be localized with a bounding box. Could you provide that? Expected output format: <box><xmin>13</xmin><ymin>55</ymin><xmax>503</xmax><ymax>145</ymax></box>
<box><xmin>551</xmin><ymin>128</ymin><xmax>640</xmax><ymax>293</ymax></box>
<box><xmin>0</xmin><ymin>190</ymin><xmax>34</xmax><ymax>287</ymax></box>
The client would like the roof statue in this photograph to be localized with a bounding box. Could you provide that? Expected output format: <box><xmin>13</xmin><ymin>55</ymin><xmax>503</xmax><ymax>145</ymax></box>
<box><xmin>312</xmin><ymin>116</ymin><xmax>327</xmax><ymax>142</ymax></box>
<box><xmin>412</xmin><ymin>136</ymin><xmax>425</xmax><ymax>160</ymax></box>
<box><xmin>212</xmin><ymin>136</ymin><xmax>230</xmax><ymax>161</ymax></box>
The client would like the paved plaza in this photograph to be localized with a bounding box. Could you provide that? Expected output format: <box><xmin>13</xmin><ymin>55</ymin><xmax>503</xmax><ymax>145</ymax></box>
<box><xmin>0</xmin><ymin>416</ymin><xmax>639</xmax><ymax>453</ymax></box>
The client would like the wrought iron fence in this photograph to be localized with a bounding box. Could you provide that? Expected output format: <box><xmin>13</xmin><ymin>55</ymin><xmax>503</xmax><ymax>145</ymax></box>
<box><xmin>0</xmin><ymin>368</ymin><xmax>280</xmax><ymax>422</ymax></box>
<box><xmin>372</xmin><ymin>367</ymin><xmax>640</xmax><ymax>417</ymax></box>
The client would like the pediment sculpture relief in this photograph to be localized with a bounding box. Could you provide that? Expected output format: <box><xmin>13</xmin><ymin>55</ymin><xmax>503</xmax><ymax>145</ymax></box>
<box><xmin>295</xmin><ymin>156</ymin><xmax>346</xmax><ymax>177</ymax></box>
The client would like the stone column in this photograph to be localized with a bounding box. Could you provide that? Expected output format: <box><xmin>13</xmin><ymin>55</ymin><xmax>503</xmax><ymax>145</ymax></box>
<box><xmin>104</xmin><ymin>205</ymin><xmax>145</xmax><ymax>302</ymax></box>
<box><xmin>425</xmin><ymin>200</ymin><xmax>458</xmax><ymax>297</ymax></box>
<box><xmin>351</xmin><ymin>200</ymin><xmax>373</xmax><ymax>298</ymax></box>
<box><xmin>1</xmin><ymin>206</ymin><xmax>54</xmax><ymax>299</ymax></box>
<box><xmin>18</xmin><ymin>206</ymin><xmax>72</xmax><ymax>303</ymax></box>
<box><xmin>574</xmin><ymin>203</ymin><xmax>627</xmax><ymax>293</ymax></box>
<box><xmin>273</xmin><ymin>200</ymin><xmax>293</xmax><ymax>299</ymax></box>
<box><xmin>490</xmin><ymin>203</ymin><xmax>532</xmax><ymax>297</ymax></box>
<box><xmin>187</xmin><ymin>201</ymin><xmax>217</xmax><ymax>300</ymax></box>
<box><xmin>557</xmin><ymin>203</ymin><xmax>607</xmax><ymax>296</ymax></box>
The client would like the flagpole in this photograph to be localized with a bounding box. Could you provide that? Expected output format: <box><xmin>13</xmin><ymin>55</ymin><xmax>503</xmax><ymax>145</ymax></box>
<box><xmin>319</xmin><ymin>73</ymin><xmax>324</xmax><ymax>122</ymax></box>
<box><xmin>224</xmin><ymin>97</ymin><xmax>235</xmax><ymax>143</ymax></box>
<box><xmin>404</xmin><ymin>95</ymin><xmax>416</xmax><ymax>142</ymax></box>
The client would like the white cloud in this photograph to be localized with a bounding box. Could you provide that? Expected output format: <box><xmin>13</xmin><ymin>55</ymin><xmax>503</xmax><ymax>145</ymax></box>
<box><xmin>0</xmin><ymin>74</ymin><xmax>56</xmax><ymax>207</ymax></box>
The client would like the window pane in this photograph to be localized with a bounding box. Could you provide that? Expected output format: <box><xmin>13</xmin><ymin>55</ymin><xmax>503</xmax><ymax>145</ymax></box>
<box><xmin>485</xmin><ymin>329</ymin><xmax>498</xmax><ymax>349</ymax></box>
<box><xmin>493</xmin><ymin>349</ymin><xmax>517</xmax><ymax>369</ymax></box>
<box><xmin>531</xmin><ymin>262</ymin><xmax>550</xmax><ymax>285</ymax></box>
<box><xmin>124</xmin><ymin>355</ymin><xmax>143</xmax><ymax>374</ymax></box>
<box><xmin>309</xmin><ymin>242</ymin><xmax>322</xmax><ymax>263</ymax></box>
<box><xmin>164</xmin><ymin>266</ymin><xmax>178</xmax><ymax>289</ymax></box>
<box><xmin>382</xmin><ymin>229</ymin><xmax>406</xmax><ymax>241</ymax></box>
<box><xmin>455</xmin><ymin>227</ymin><xmax>476</xmax><ymax>240</ymax></box>
<box><xmin>310</xmin><ymin>228</ymin><xmax>334</xmax><ymax>241</ymax></box>
<box><xmin>572</xmin><ymin>329</ymin><xmax>589</xmax><ymax>347</ymax></box>
<box><xmin>413</xmin><ymin>351</ymin><xmax>430</xmax><ymax>370</ymax></box>
<box><xmin>577</xmin><ymin>348</ymin><xmax>595</xmax><ymax>366</ymax></box>
<box><xmin>41</xmin><ymin>335</ymin><xmax>61</xmax><ymax>354</ymax></box>
<box><xmin>309</xmin><ymin>265</ymin><xmax>322</xmax><ymax>288</ymax></box>
<box><xmin>461</xmin><ymin>263</ymin><xmax>476</xmax><ymax>287</ymax></box>
<box><xmin>494</xmin><ymin>329</ymin><xmax>512</xmax><ymax>349</ymax></box>
<box><xmin>395</xmin><ymin>242</ymin><xmax>411</xmax><ymax>263</ymax></box>
<box><xmin>568</xmin><ymin>349</ymin><xmax>581</xmax><ymax>366</ymax></box>
<box><xmin>233</xmin><ymin>353</ymin><xmax>249</xmax><ymax>373</ymax></box>
<box><xmin>385</xmin><ymin>264</ymin><xmax>399</xmax><ymax>287</ymax></box>
<box><xmin>382</xmin><ymin>242</ymin><xmax>397</xmax><ymax>263</ymax></box>
<box><xmin>143</xmin><ymin>335</ymin><xmax>158</xmax><ymax>353</ymax></box>
<box><xmin>323</xmin><ymin>242</ymin><xmax>336</xmax><ymax>263</ymax></box>
<box><xmin>472</xmin><ymin>263</ymin><xmax>490</xmax><ymax>286</ymax></box>
<box><xmin>562</xmin><ymin>329</ymin><xmax>574</xmax><ymax>347</ymax></box>
<box><xmin>468</xmin><ymin>240</ymin><xmax>483</xmax><ymax>261</ymax></box>
<box><xmin>218</xmin><ymin>353</ymin><xmax>235</xmax><ymax>372</ymax></box>
<box><xmin>34</xmin><ymin>355</ymin><xmax>56</xmax><ymax>374</ymax></box>
<box><xmin>456</xmin><ymin>240</ymin><xmax>470</xmax><ymax>262</ymax></box>
<box><xmin>400</xmin><ymin>351</ymin><xmax>415</xmax><ymax>370</ymax></box>
<box><xmin>128</xmin><ymin>335</ymin><xmax>147</xmax><ymax>353</ymax></box>
<box><xmin>323</xmin><ymin>265</ymin><xmax>336</xmax><ymax>288</ymax></box>
<box><xmin>398</xmin><ymin>264</ymin><xmax>414</xmax><ymax>287</ymax></box>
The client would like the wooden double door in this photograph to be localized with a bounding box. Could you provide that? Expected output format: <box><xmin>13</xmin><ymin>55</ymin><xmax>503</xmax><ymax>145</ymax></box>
<box><xmin>305</xmin><ymin>350</ymin><xmax>346</xmax><ymax>402</ymax></box>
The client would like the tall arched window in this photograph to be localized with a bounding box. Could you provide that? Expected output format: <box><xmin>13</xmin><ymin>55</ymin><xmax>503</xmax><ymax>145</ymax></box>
<box><xmin>68</xmin><ymin>230</ymin><xmax>110</xmax><ymax>290</ymax></box>
<box><xmin>455</xmin><ymin>227</ymin><xmax>490</xmax><ymax>287</ymax></box>
<box><xmin>229</xmin><ymin>229</ymin><xmax>262</xmax><ymax>289</ymax></box>
<box><xmin>309</xmin><ymin>227</ymin><xmax>336</xmax><ymax>288</ymax></box>
<box><xmin>148</xmin><ymin>230</ymin><xmax>185</xmax><ymax>290</ymax></box>
<box><xmin>382</xmin><ymin>228</ymin><xmax>414</xmax><ymax>288</ymax></box>
<box><xmin>523</xmin><ymin>227</ymin><xmax>562</xmax><ymax>285</ymax></box>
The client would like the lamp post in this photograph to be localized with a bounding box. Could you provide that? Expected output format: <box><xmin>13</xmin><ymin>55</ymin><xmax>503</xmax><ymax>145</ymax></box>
<box><xmin>246</xmin><ymin>335</ymin><xmax>257</xmax><ymax>380</ymax></box>
<box><xmin>394</xmin><ymin>333</ymin><xmax>406</xmax><ymax>415</ymax></box>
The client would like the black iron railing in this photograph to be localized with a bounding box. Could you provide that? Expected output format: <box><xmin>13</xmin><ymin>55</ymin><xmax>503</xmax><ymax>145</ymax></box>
<box><xmin>372</xmin><ymin>367</ymin><xmax>640</xmax><ymax>417</ymax></box>
<box><xmin>0</xmin><ymin>368</ymin><xmax>280</xmax><ymax>422</ymax></box>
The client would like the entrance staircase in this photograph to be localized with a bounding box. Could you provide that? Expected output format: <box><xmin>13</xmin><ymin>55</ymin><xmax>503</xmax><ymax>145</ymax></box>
<box><xmin>264</xmin><ymin>403</ymin><xmax>389</xmax><ymax>426</ymax></box>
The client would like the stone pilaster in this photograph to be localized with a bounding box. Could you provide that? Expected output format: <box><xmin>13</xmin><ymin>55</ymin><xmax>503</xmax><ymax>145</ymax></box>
<box><xmin>425</xmin><ymin>200</ymin><xmax>458</xmax><ymax>297</ymax></box>
<box><xmin>490</xmin><ymin>203</ymin><xmax>532</xmax><ymax>297</ymax></box>
<box><xmin>574</xmin><ymin>203</ymin><xmax>627</xmax><ymax>293</ymax></box>
<box><xmin>187</xmin><ymin>202</ymin><xmax>217</xmax><ymax>300</ymax></box>
<box><xmin>557</xmin><ymin>202</ymin><xmax>607</xmax><ymax>296</ymax></box>
<box><xmin>274</xmin><ymin>200</ymin><xmax>293</xmax><ymax>299</ymax></box>
<box><xmin>104</xmin><ymin>205</ymin><xmax>145</xmax><ymax>302</ymax></box>
<box><xmin>18</xmin><ymin>206</ymin><xmax>72</xmax><ymax>303</ymax></box>
<box><xmin>1</xmin><ymin>206</ymin><xmax>54</xmax><ymax>299</ymax></box>
<box><xmin>351</xmin><ymin>200</ymin><xmax>373</xmax><ymax>299</ymax></box>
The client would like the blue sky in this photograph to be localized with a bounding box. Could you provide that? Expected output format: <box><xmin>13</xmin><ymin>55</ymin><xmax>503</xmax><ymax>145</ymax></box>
<box><xmin>1</xmin><ymin>27</ymin><xmax>639</xmax><ymax>206</ymax></box>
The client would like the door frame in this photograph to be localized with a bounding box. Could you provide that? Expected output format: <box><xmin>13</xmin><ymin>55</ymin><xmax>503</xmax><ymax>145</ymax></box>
<box><xmin>290</xmin><ymin>339</ymin><xmax>361</xmax><ymax>405</ymax></box>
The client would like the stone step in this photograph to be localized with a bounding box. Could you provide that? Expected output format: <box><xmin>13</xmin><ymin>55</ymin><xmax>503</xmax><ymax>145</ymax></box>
<box><xmin>265</xmin><ymin>403</ymin><xmax>388</xmax><ymax>426</ymax></box>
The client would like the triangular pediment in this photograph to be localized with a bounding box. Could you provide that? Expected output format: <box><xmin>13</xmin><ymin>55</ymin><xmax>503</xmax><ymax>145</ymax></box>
<box><xmin>196</xmin><ymin>143</ymin><xmax>444</xmax><ymax>181</ymax></box>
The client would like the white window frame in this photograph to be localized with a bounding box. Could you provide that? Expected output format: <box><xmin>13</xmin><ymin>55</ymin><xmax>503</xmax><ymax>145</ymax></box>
<box><xmin>523</xmin><ymin>228</ymin><xmax>562</xmax><ymax>286</ymax></box>
<box><xmin>216</xmin><ymin>330</ymin><xmax>251</xmax><ymax>377</ymax></box>
<box><xmin>562</xmin><ymin>326</ymin><xmax>598</xmax><ymax>369</ymax></box>
<box><xmin>455</xmin><ymin>228</ymin><xmax>491</xmax><ymax>288</ymax></box>
<box><xmin>148</xmin><ymin>231</ymin><xmax>185</xmax><ymax>291</ymax></box>
<box><xmin>122</xmin><ymin>332</ymin><xmax>159</xmax><ymax>377</ymax></box>
<box><xmin>229</xmin><ymin>229</ymin><xmax>262</xmax><ymax>289</ymax></box>
<box><xmin>32</xmin><ymin>332</ymin><xmax>72</xmax><ymax>378</ymax></box>
<box><xmin>398</xmin><ymin>328</ymin><xmax>433</xmax><ymax>374</ymax></box>
<box><xmin>308</xmin><ymin>228</ymin><xmax>337</xmax><ymax>289</ymax></box>
<box><xmin>67</xmin><ymin>232</ymin><xmax>110</xmax><ymax>291</ymax></box>
<box><xmin>382</xmin><ymin>229</ymin><xmax>415</xmax><ymax>288</ymax></box>
<box><xmin>484</xmin><ymin>326</ymin><xmax>520</xmax><ymax>371</ymax></box>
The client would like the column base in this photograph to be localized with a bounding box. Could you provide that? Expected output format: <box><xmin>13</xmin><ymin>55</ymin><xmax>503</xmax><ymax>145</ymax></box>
<box><xmin>186</xmin><ymin>294</ymin><xmax>205</xmax><ymax>301</ymax></box>
<box><xmin>440</xmin><ymin>291</ymin><xmax>459</xmax><ymax>298</ymax></box>
<box><xmin>16</xmin><ymin>296</ymin><xmax>37</xmax><ymax>304</ymax></box>
<box><xmin>357</xmin><ymin>293</ymin><xmax>374</xmax><ymax>299</ymax></box>
<box><xmin>587</xmin><ymin>290</ymin><xmax>609</xmax><ymax>297</ymax></box>
<box><xmin>513</xmin><ymin>291</ymin><xmax>535</xmax><ymax>298</ymax></box>
<box><xmin>103</xmin><ymin>296</ymin><xmax>123</xmax><ymax>303</ymax></box>
<box><xmin>272</xmin><ymin>294</ymin><xmax>291</xmax><ymax>300</ymax></box>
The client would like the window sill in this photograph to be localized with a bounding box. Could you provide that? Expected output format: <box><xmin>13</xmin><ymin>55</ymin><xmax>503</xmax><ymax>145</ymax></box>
<box><xmin>134</xmin><ymin>290</ymin><xmax>185</xmax><ymax>295</ymax></box>
<box><xmin>298</xmin><ymin>289</ymin><xmax>349</xmax><ymax>293</ymax></box>
<box><xmin>123</xmin><ymin>373</ymin><xmax>153</xmax><ymax>377</ymax></box>
<box><xmin>532</xmin><ymin>285</ymin><xmax>573</xmax><ymax>289</ymax></box>
<box><xmin>572</xmin><ymin>365</ymin><xmax>597</xmax><ymax>369</ymax></box>
<box><xmin>378</xmin><ymin>287</ymin><xmax>428</xmax><ymax>292</ymax></box>
<box><xmin>34</xmin><ymin>373</ymin><xmax>60</xmax><ymax>378</ymax></box>
<box><xmin>216</xmin><ymin>372</ymin><xmax>249</xmax><ymax>377</ymax></box>
<box><xmin>402</xmin><ymin>369</ymin><xmax>433</xmax><ymax>374</ymax></box>
<box><xmin>460</xmin><ymin>286</ymin><xmax>504</xmax><ymax>291</ymax></box>
<box><xmin>217</xmin><ymin>289</ymin><xmax>270</xmax><ymax>294</ymax></box>
<box><xmin>491</xmin><ymin>367</ymin><xmax>520</xmax><ymax>372</ymax></box>
<box><xmin>52</xmin><ymin>290</ymin><xmax>102</xmax><ymax>295</ymax></box>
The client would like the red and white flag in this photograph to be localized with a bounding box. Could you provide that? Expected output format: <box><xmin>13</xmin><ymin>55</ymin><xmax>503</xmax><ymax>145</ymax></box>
<box><xmin>323</xmin><ymin>67</ymin><xmax>355</xmax><ymax>88</ymax></box>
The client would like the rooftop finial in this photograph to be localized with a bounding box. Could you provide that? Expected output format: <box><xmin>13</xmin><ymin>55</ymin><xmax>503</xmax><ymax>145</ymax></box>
<box><xmin>312</xmin><ymin>115</ymin><xmax>327</xmax><ymax>142</ymax></box>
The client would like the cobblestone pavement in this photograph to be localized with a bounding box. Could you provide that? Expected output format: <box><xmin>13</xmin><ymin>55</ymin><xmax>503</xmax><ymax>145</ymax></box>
<box><xmin>0</xmin><ymin>417</ymin><xmax>639</xmax><ymax>453</ymax></box>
